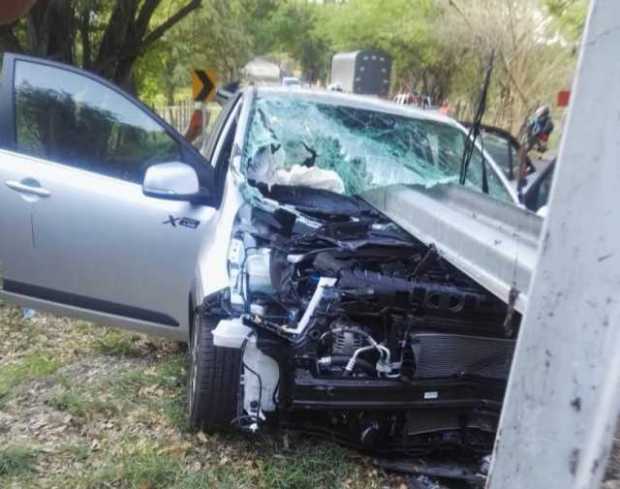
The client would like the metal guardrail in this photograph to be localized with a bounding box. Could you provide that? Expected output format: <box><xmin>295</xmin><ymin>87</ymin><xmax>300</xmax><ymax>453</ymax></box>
<box><xmin>362</xmin><ymin>183</ymin><xmax>542</xmax><ymax>314</ymax></box>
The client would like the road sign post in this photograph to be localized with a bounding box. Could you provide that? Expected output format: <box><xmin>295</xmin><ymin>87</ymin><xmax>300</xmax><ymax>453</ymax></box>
<box><xmin>186</xmin><ymin>69</ymin><xmax>218</xmax><ymax>144</ymax></box>
<box><xmin>191</xmin><ymin>69</ymin><xmax>217</xmax><ymax>103</ymax></box>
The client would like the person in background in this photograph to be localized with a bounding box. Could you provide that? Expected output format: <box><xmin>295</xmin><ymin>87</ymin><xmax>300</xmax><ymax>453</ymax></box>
<box><xmin>517</xmin><ymin>105</ymin><xmax>555</xmax><ymax>195</ymax></box>
<box><xmin>526</xmin><ymin>105</ymin><xmax>554</xmax><ymax>152</ymax></box>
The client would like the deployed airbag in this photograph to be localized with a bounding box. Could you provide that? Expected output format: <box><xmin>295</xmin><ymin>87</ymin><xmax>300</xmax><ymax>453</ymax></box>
<box><xmin>274</xmin><ymin>165</ymin><xmax>345</xmax><ymax>193</ymax></box>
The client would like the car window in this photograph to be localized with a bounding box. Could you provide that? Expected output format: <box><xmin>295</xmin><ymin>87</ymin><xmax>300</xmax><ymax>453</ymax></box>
<box><xmin>537</xmin><ymin>168</ymin><xmax>553</xmax><ymax>207</ymax></box>
<box><xmin>523</xmin><ymin>162</ymin><xmax>555</xmax><ymax>212</ymax></box>
<box><xmin>465</xmin><ymin>146</ymin><xmax>513</xmax><ymax>203</ymax></box>
<box><xmin>480</xmin><ymin>131</ymin><xmax>515</xmax><ymax>179</ymax></box>
<box><xmin>14</xmin><ymin>60</ymin><xmax>180</xmax><ymax>184</ymax></box>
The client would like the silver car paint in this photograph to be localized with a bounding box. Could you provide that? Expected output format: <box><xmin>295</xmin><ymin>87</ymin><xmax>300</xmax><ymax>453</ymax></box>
<box><xmin>0</xmin><ymin>149</ymin><xmax>215</xmax><ymax>340</ymax></box>
<box><xmin>0</xmin><ymin>152</ymin><xmax>39</xmax><ymax>283</ymax></box>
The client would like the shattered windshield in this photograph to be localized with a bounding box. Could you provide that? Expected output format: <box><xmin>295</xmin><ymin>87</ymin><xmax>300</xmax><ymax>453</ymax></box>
<box><xmin>244</xmin><ymin>95</ymin><xmax>512</xmax><ymax>203</ymax></box>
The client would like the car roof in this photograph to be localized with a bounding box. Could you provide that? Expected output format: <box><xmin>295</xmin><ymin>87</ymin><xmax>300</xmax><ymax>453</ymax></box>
<box><xmin>250</xmin><ymin>86</ymin><xmax>459</xmax><ymax>127</ymax></box>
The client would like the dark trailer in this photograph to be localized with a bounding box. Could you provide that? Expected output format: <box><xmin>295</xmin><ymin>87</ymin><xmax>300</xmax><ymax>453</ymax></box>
<box><xmin>331</xmin><ymin>50</ymin><xmax>392</xmax><ymax>97</ymax></box>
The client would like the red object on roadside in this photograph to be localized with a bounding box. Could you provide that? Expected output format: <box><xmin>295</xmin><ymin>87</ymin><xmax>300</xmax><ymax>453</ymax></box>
<box><xmin>0</xmin><ymin>0</ymin><xmax>37</xmax><ymax>25</ymax></box>
<box><xmin>184</xmin><ymin>109</ymin><xmax>204</xmax><ymax>143</ymax></box>
<box><xmin>438</xmin><ymin>101</ymin><xmax>451</xmax><ymax>115</ymax></box>
<box><xmin>557</xmin><ymin>90</ymin><xmax>571</xmax><ymax>108</ymax></box>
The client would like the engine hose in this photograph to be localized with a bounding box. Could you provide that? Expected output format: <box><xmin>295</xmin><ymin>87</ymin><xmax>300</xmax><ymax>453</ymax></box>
<box><xmin>344</xmin><ymin>345</ymin><xmax>377</xmax><ymax>376</ymax></box>
<box><xmin>323</xmin><ymin>355</ymin><xmax>377</xmax><ymax>376</ymax></box>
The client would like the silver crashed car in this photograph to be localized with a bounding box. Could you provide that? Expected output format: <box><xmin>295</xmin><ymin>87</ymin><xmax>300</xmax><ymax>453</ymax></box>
<box><xmin>0</xmin><ymin>54</ymin><xmax>520</xmax><ymax>454</ymax></box>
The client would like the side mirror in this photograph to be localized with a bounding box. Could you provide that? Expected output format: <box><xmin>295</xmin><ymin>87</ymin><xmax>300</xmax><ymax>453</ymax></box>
<box><xmin>143</xmin><ymin>162</ymin><xmax>200</xmax><ymax>201</ymax></box>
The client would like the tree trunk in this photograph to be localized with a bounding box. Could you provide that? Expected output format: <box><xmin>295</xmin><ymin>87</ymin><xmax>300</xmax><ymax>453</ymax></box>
<box><xmin>93</xmin><ymin>0</ymin><xmax>139</xmax><ymax>81</ymax></box>
<box><xmin>27</xmin><ymin>0</ymin><xmax>74</xmax><ymax>64</ymax></box>
<box><xmin>93</xmin><ymin>0</ymin><xmax>201</xmax><ymax>91</ymax></box>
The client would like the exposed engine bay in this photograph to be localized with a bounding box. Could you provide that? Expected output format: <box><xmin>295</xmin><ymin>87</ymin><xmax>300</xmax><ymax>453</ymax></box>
<box><xmin>206</xmin><ymin>185</ymin><xmax>519</xmax><ymax>455</ymax></box>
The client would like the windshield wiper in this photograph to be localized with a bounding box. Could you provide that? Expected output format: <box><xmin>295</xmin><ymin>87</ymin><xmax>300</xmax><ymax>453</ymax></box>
<box><xmin>459</xmin><ymin>50</ymin><xmax>495</xmax><ymax>192</ymax></box>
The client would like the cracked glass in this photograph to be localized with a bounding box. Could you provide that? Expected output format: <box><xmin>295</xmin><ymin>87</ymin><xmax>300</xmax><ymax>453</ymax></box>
<box><xmin>244</xmin><ymin>95</ymin><xmax>512</xmax><ymax>203</ymax></box>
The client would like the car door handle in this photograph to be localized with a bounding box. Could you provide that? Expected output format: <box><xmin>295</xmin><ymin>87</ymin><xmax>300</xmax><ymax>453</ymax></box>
<box><xmin>5</xmin><ymin>180</ymin><xmax>51</xmax><ymax>198</ymax></box>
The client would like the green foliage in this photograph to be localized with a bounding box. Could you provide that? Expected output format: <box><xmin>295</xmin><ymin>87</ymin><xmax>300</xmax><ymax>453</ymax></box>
<box><xmin>544</xmin><ymin>0</ymin><xmax>589</xmax><ymax>41</ymax></box>
<box><xmin>260</xmin><ymin>1</ymin><xmax>330</xmax><ymax>82</ymax></box>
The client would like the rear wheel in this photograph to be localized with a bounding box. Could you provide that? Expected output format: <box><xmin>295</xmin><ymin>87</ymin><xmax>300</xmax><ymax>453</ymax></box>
<box><xmin>187</xmin><ymin>311</ymin><xmax>242</xmax><ymax>431</ymax></box>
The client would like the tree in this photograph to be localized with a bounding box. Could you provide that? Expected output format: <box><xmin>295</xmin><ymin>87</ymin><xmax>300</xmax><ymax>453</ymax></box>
<box><xmin>133</xmin><ymin>0</ymin><xmax>267</xmax><ymax>105</ymax></box>
<box><xmin>315</xmin><ymin>0</ymin><xmax>443</xmax><ymax>96</ymax></box>
<box><xmin>438</xmin><ymin>0</ymin><xmax>578</xmax><ymax>131</ymax></box>
<box><xmin>259</xmin><ymin>1</ymin><xmax>329</xmax><ymax>83</ymax></box>
<box><xmin>0</xmin><ymin>0</ymin><xmax>203</xmax><ymax>91</ymax></box>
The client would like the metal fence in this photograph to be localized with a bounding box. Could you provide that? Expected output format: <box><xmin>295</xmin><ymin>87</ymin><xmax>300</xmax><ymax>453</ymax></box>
<box><xmin>154</xmin><ymin>99</ymin><xmax>195</xmax><ymax>133</ymax></box>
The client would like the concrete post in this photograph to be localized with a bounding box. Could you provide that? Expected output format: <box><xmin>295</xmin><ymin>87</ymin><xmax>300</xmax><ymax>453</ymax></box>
<box><xmin>487</xmin><ymin>1</ymin><xmax>620</xmax><ymax>488</ymax></box>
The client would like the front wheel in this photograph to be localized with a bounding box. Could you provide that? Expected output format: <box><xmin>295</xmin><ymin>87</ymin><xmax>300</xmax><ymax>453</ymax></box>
<box><xmin>187</xmin><ymin>311</ymin><xmax>242</xmax><ymax>431</ymax></box>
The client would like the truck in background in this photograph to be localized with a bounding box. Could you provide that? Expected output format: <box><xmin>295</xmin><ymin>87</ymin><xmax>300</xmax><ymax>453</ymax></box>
<box><xmin>330</xmin><ymin>49</ymin><xmax>392</xmax><ymax>97</ymax></box>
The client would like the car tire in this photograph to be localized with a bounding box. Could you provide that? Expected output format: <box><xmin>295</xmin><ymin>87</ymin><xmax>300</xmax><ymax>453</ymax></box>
<box><xmin>187</xmin><ymin>311</ymin><xmax>242</xmax><ymax>432</ymax></box>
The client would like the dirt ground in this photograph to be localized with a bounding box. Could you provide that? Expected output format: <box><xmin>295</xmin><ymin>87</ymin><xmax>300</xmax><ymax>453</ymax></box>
<box><xmin>2</xmin><ymin>298</ymin><xmax>618</xmax><ymax>489</ymax></box>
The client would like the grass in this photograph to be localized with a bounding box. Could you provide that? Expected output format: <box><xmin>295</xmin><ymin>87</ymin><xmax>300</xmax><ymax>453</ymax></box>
<box><xmin>0</xmin><ymin>352</ymin><xmax>62</xmax><ymax>401</ymax></box>
<box><xmin>108</xmin><ymin>353</ymin><xmax>189</xmax><ymax>430</ymax></box>
<box><xmin>47</xmin><ymin>389</ymin><xmax>119</xmax><ymax>421</ymax></box>
<box><xmin>0</xmin><ymin>300</ymin><xmax>391</xmax><ymax>489</ymax></box>
<box><xmin>78</xmin><ymin>437</ymin><xmax>368</xmax><ymax>489</ymax></box>
<box><xmin>93</xmin><ymin>329</ymin><xmax>145</xmax><ymax>357</ymax></box>
<box><xmin>255</xmin><ymin>442</ymin><xmax>363</xmax><ymax>489</ymax></box>
<box><xmin>0</xmin><ymin>446</ymin><xmax>38</xmax><ymax>477</ymax></box>
<box><xmin>87</xmin><ymin>441</ymin><xmax>181</xmax><ymax>489</ymax></box>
